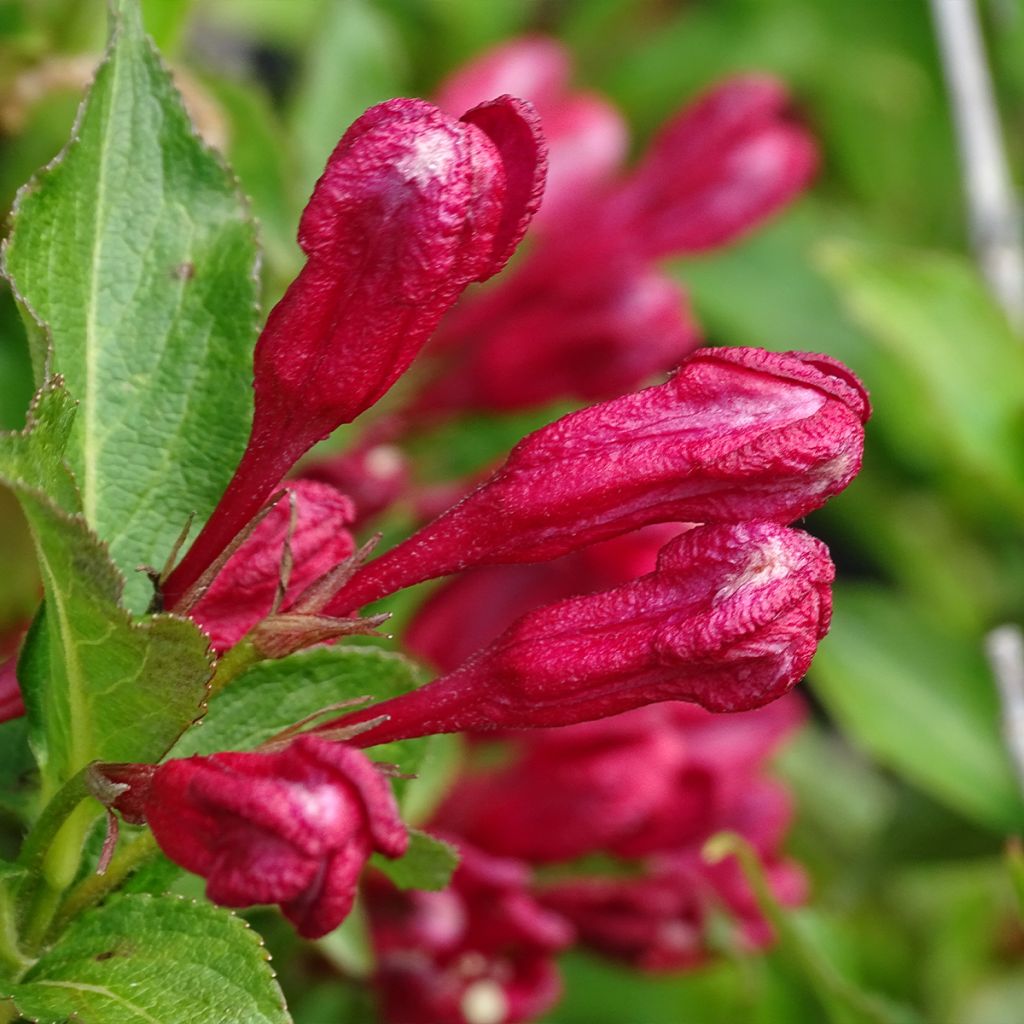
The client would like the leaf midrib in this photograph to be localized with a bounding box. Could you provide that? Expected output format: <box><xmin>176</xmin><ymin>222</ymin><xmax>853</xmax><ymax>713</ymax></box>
<box><xmin>82</xmin><ymin>27</ymin><xmax>125</xmax><ymax>526</ymax></box>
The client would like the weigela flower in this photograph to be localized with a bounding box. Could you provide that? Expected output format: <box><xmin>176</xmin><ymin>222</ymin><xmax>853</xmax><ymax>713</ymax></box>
<box><xmin>323</xmin><ymin>521</ymin><xmax>833</xmax><ymax>745</ymax></box>
<box><xmin>141</xmin><ymin>737</ymin><xmax>407</xmax><ymax>938</ymax></box>
<box><xmin>189</xmin><ymin>480</ymin><xmax>356</xmax><ymax>650</ymax></box>
<box><xmin>440</xmin><ymin>700</ymin><xmax>806</xmax><ymax>972</ymax></box>
<box><xmin>416</xmin><ymin>43</ymin><xmax>818</xmax><ymax>412</ymax></box>
<box><xmin>366</xmin><ymin>837</ymin><xmax>573</xmax><ymax>1024</ymax></box>
<box><xmin>326</xmin><ymin>348</ymin><xmax>867</xmax><ymax>613</ymax></box>
<box><xmin>430</xmin><ymin>696</ymin><xmax>802</xmax><ymax>865</ymax></box>
<box><xmin>406</xmin><ymin>523</ymin><xmax>685</xmax><ymax>674</ymax></box>
<box><xmin>161</xmin><ymin>95</ymin><xmax>546</xmax><ymax>609</ymax></box>
<box><xmin>432</xmin><ymin>705</ymin><xmax>690</xmax><ymax>864</ymax></box>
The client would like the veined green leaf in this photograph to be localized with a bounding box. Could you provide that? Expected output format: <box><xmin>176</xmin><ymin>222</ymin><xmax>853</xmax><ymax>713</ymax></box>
<box><xmin>172</xmin><ymin>645</ymin><xmax>422</xmax><ymax>762</ymax></box>
<box><xmin>8</xmin><ymin>894</ymin><xmax>290</xmax><ymax>1023</ymax></box>
<box><xmin>0</xmin><ymin>382</ymin><xmax>211</xmax><ymax>798</ymax></box>
<box><xmin>3</xmin><ymin>0</ymin><xmax>259</xmax><ymax>611</ymax></box>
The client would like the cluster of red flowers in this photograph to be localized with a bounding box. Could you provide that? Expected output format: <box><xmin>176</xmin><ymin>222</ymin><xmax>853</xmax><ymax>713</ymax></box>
<box><xmin>2</xmin><ymin>35</ymin><xmax>870</xmax><ymax>1024</ymax></box>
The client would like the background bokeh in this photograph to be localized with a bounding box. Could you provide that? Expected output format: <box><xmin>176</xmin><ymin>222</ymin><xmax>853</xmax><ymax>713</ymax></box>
<box><xmin>2</xmin><ymin>1</ymin><xmax>1024</xmax><ymax>1021</ymax></box>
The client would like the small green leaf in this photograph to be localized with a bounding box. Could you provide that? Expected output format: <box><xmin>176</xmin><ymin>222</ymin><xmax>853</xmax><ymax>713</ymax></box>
<box><xmin>812</xmin><ymin>586</ymin><xmax>1024</xmax><ymax>833</ymax></box>
<box><xmin>172</xmin><ymin>645</ymin><xmax>422</xmax><ymax>761</ymax></box>
<box><xmin>372</xmin><ymin>828</ymin><xmax>458</xmax><ymax>892</ymax></box>
<box><xmin>0</xmin><ymin>383</ymin><xmax>212</xmax><ymax>797</ymax></box>
<box><xmin>9</xmin><ymin>894</ymin><xmax>290</xmax><ymax>1023</ymax></box>
<box><xmin>3</xmin><ymin>0</ymin><xmax>259</xmax><ymax>611</ymax></box>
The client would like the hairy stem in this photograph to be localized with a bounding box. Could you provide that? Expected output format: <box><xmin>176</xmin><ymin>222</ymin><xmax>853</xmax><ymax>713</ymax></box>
<box><xmin>48</xmin><ymin>830</ymin><xmax>159</xmax><ymax>941</ymax></box>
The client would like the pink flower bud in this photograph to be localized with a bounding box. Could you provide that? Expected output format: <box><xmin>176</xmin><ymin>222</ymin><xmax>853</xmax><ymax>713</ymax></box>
<box><xmin>328</xmin><ymin>348</ymin><xmax>867</xmax><ymax>612</ymax></box>
<box><xmin>438</xmin><ymin>37</ymin><xmax>627</xmax><ymax>227</ymax></box>
<box><xmin>189</xmin><ymin>481</ymin><xmax>356</xmax><ymax>651</ymax></box>
<box><xmin>367</xmin><ymin>837</ymin><xmax>572</xmax><ymax>1024</ymax></box>
<box><xmin>325</xmin><ymin>521</ymin><xmax>833</xmax><ymax>747</ymax></box>
<box><xmin>143</xmin><ymin>737</ymin><xmax>408</xmax><ymax>938</ymax></box>
<box><xmin>612</xmin><ymin>75</ymin><xmax>818</xmax><ymax>257</ymax></box>
<box><xmin>161</xmin><ymin>96</ymin><xmax>546</xmax><ymax>609</ymax></box>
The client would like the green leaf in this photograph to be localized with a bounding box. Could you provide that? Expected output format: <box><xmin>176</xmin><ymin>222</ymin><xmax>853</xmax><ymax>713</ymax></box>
<box><xmin>0</xmin><ymin>383</ymin><xmax>212</xmax><ymax>797</ymax></box>
<box><xmin>818</xmin><ymin>242</ymin><xmax>1024</xmax><ymax>515</ymax></box>
<box><xmin>172</xmin><ymin>646</ymin><xmax>422</xmax><ymax>763</ymax></box>
<box><xmin>812</xmin><ymin>585</ymin><xmax>1024</xmax><ymax>833</ymax></box>
<box><xmin>8</xmin><ymin>894</ymin><xmax>290</xmax><ymax>1023</ymax></box>
<box><xmin>3</xmin><ymin>0</ymin><xmax>259</xmax><ymax>611</ymax></box>
<box><xmin>371</xmin><ymin>828</ymin><xmax>458</xmax><ymax>892</ymax></box>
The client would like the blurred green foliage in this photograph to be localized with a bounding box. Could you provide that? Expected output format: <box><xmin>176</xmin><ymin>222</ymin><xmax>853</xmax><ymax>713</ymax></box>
<box><xmin>1</xmin><ymin>0</ymin><xmax>1023</xmax><ymax>1021</ymax></box>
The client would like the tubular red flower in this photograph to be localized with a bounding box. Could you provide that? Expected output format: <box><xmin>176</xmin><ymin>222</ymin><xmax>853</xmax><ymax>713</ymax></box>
<box><xmin>327</xmin><ymin>348</ymin><xmax>867</xmax><ymax>613</ymax></box>
<box><xmin>610</xmin><ymin>75</ymin><xmax>819</xmax><ymax>257</ymax></box>
<box><xmin>416</xmin><ymin>256</ymin><xmax>700</xmax><ymax>413</ymax></box>
<box><xmin>143</xmin><ymin>737</ymin><xmax>407</xmax><ymax>938</ymax></box>
<box><xmin>322</xmin><ymin>521</ymin><xmax>833</xmax><ymax>747</ymax></box>
<box><xmin>431</xmin><ymin>696</ymin><xmax>802</xmax><ymax>865</ymax></box>
<box><xmin>367</xmin><ymin>837</ymin><xmax>573</xmax><ymax>1024</ymax></box>
<box><xmin>406</xmin><ymin>524</ymin><xmax>686</xmax><ymax>674</ymax></box>
<box><xmin>189</xmin><ymin>480</ymin><xmax>356</xmax><ymax>650</ymax></box>
<box><xmin>161</xmin><ymin>96</ymin><xmax>546</xmax><ymax>609</ymax></box>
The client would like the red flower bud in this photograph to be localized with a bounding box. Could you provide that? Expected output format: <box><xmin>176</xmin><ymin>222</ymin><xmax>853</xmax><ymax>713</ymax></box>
<box><xmin>161</xmin><ymin>96</ymin><xmax>546</xmax><ymax>609</ymax></box>
<box><xmin>407</xmin><ymin>524</ymin><xmax>686</xmax><ymax>674</ymax></box>
<box><xmin>189</xmin><ymin>481</ymin><xmax>356</xmax><ymax>650</ymax></box>
<box><xmin>367</xmin><ymin>837</ymin><xmax>572</xmax><ymax>1024</ymax></box>
<box><xmin>143</xmin><ymin>737</ymin><xmax>407</xmax><ymax>938</ymax></box>
<box><xmin>328</xmin><ymin>348</ymin><xmax>866</xmax><ymax>612</ymax></box>
<box><xmin>325</xmin><ymin>521</ymin><xmax>833</xmax><ymax>746</ymax></box>
<box><xmin>612</xmin><ymin>75</ymin><xmax>818</xmax><ymax>257</ymax></box>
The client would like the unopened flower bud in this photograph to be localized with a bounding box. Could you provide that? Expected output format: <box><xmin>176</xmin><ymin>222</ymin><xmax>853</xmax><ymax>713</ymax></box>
<box><xmin>161</xmin><ymin>96</ymin><xmax>546</xmax><ymax>609</ymax></box>
<box><xmin>327</xmin><ymin>347</ymin><xmax>866</xmax><ymax>613</ymax></box>
<box><xmin>189</xmin><ymin>480</ymin><xmax>356</xmax><ymax>651</ymax></box>
<box><xmin>142</xmin><ymin>736</ymin><xmax>407</xmax><ymax>938</ymax></box>
<box><xmin>324</xmin><ymin>521</ymin><xmax>833</xmax><ymax>745</ymax></box>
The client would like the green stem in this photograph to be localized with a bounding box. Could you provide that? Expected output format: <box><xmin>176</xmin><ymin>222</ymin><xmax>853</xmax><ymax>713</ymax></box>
<box><xmin>48</xmin><ymin>830</ymin><xmax>158</xmax><ymax>941</ymax></box>
<box><xmin>704</xmin><ymin>832</ymin><xmax>923</xmax><ymax>1024</ymax></box>
<box><xmin>0</xmin><ymin>887</ymin><xmax>31</xmax><ymax>978</ymax></box>
<box><xmin>14</xmin><ymin>769</ymin><xmax>98</xmax><ymax>952</ymax></box>
<box><xmin>15</xmin><ymin>768</ymin><xmax>91</xmax><ymax>878</ymax></box>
